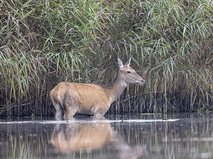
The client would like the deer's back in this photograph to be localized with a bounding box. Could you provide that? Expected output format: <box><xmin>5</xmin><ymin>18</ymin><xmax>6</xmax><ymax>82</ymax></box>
<box><xmin>51</xmin><ymin>82</ymin><xmax>111</xmax><ymax>111</ymax></box>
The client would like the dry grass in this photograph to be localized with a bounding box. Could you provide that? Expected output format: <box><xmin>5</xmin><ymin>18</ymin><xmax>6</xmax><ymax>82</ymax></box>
<box><xmin>0</xmin><ymin>0</ymin><xmax>212</xmax><ymax>116</ymax></box>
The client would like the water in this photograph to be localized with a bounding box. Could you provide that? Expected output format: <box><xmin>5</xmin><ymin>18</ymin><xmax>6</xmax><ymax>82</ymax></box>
<box><xmin>0</xmin><ymin>113</ymin><xmax>213</xmax><ymax>159</ymax></box>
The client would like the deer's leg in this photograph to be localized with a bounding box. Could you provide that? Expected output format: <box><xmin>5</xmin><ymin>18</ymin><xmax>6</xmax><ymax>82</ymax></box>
<box><xmin>94</xmin><ymin>105</ymin><xmax>108</xmax><ymax>120</ymax></box>
<box><xmin>64</xmin><ymin>106</ymin><xmax>79</xmax><ymax>120</ymax></box>
<box><xmin>50</xmin><ymin>94</ymin><xmax>63</xmax><ymax>120</ymax></box>
<box><xmin>54</xmin><ymin>103</ymin><xmax>64</xmax><ymax>120</ymax></box>
<box><xmin>63</xmin><ymin>92</ymin><xmax>79</xmax><ymax>120</ymax></box>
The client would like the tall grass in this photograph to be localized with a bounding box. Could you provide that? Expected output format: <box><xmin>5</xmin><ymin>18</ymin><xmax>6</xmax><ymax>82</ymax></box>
<box><xmin>0</xmin><ymin>0</ymin><xmax>212</xmax><ymax>116</ymax></box>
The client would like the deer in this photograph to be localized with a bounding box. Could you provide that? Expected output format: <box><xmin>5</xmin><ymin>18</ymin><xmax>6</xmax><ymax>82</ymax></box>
<box><xmin>50</xmin><ymin>57</ymin><xmax>145</xmax><ymax>120</ymax></box>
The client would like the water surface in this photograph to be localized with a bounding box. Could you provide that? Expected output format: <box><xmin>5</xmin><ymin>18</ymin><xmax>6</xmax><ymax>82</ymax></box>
<box><xmin>0</xmin><ymin>113</ymin><xmax>213</xmax><ymax>159</ymax></box>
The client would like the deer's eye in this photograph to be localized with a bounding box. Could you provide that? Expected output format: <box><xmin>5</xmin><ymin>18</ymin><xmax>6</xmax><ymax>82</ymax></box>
<box><xmin>127</xmin><ymin>71</ymin><xmax>131</xmax><ymax>73</ymax></box>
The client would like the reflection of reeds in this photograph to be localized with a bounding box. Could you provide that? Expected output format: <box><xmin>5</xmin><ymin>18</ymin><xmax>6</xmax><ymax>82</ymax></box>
<box><xmin>0</xmin><ymin>0</ymin><xmax>212</xmax><ymax>116</ymax></box>
<box><xmin>1</xmin><ymin>114</ymin><xmax>213</xmax><ymax>158</ymax></box>
<box><xmin>4</xmin><ymin>135</ymin><xmax>24</xmax><ymax>158</ymax></box>
<box><xmin>2</xmin><ymin>123</ymin><xmax>52</xmax><ymax>159</ymax></box>
<box><xmin>115</xmin><ymin>114</ymin><xmax>213</xmax><ymax>158</ymax></box>
<box><xmin>6</xmin><ymin>137</ymin><xmax>31</xmax><ymax>159</ymax></box>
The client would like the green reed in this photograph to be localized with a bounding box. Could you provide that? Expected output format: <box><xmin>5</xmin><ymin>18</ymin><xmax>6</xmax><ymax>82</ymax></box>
<box><xmin>0</xmin><ymin>0</ymin><xmax>212</xmax><ymax>116</ymax></box>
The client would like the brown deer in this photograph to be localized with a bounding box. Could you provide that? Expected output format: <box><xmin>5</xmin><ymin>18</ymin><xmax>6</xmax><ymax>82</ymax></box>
<box><xmin>50</xmin><ymin>57</ymin><xmax>145</xmax><ymax>120</ymax></box>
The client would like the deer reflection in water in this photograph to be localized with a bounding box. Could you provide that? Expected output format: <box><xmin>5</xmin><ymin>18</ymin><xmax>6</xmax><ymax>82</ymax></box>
<box><xmin>51</xmin><ymin>119</ymin><xmax>145</xmax><ymax>159</ymax></box>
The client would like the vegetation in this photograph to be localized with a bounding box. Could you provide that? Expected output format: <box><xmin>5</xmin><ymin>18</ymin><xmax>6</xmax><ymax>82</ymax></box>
<box><xmin>0</xmin><ymin>0</ymin><xmax>212</xmax><ymax>116</ymax></box>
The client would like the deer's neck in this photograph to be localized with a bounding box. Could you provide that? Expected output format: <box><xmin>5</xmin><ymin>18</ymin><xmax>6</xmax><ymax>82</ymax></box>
<box><xmin>105</xmin><ymin>71</ymin><xmax>127</xmax><ymax>104</ymax></box>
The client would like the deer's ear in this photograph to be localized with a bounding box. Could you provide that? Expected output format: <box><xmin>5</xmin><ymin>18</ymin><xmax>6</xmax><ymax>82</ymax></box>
<box><xmin>118</xmin><ymin>57</ymin><xmax>123</xmax><ymax>69</ymax></box>
<box><xmin>125</xmin><ymin>57</ymin><xmax>131</xmax><ymax>66</ymax></box>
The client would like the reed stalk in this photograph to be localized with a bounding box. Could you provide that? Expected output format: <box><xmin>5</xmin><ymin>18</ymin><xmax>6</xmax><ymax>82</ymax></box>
<box><xmin>0</xmin><ymin>0</ymin><xmax>212</xmax><ymax>116</ymax></box>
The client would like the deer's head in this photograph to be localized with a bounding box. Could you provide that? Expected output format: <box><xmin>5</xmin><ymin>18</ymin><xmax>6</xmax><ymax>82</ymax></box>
<box><xmin>118</xmin><ymin>57</ymin><xmax>145</xmax><ymax>85</ymax></box>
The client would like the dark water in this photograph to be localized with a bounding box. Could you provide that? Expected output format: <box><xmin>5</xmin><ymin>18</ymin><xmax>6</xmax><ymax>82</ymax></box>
<box><xmin>0</xmin><ymin>113</ymin><xmax>213</xmax><ymax>159</ymax></box>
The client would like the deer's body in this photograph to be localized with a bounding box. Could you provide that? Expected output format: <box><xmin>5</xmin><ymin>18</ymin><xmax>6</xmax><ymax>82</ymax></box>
<box><xmin>50</xmin><ymin>58</ymin><xmax>145</xmax><ymax>120</ymax></box>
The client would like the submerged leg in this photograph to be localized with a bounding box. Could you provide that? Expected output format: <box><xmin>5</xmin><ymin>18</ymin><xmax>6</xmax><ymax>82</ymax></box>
<box><xmin>63</xmin><ymin>91</ymin><xmax>79</xmax><ymax>120</ymax></box>
<box><xmin>64</xmin><ymin>106</ymin><xmax>79</xmax><ymax>120</ymax></box>
<box><xmin>94</xmin><ymin>106</ymin><xmax>107</xmax><ymax>120</ymax></box>
<box><xmin>51</xmin><ymin>96</ymin><xmax>63</xmax><ymax>120</ymax></box>
<box><xmin>94</xmin><ymin>114</ymin><xmax>106</xmax><ymax>120</ymax></box>
<box><xmin>54</xmin><ymin>103</ymin><xmax>64</xmax><ymax>120</ymax></box>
